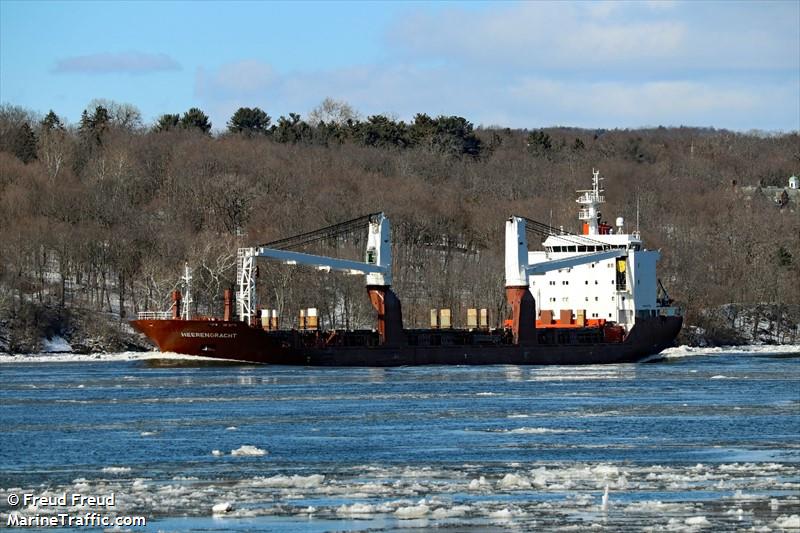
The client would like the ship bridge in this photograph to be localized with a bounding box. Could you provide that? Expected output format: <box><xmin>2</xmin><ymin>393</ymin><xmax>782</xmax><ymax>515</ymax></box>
<box><xmin>507</xmin><ymin>170</ymin><xmax>679</xmax><ymax>335</ymax></box>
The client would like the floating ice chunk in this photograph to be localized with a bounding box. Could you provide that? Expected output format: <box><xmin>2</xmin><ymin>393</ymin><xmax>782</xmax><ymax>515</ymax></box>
<box><xmin>592</xmin><ymin>465</ymin><xmax>620</xmax><ymax>478</ymax></box>
<box><xmin>685</xmin><ymin>516</ymin><xmax>711</xmax><ymax>527</ymax></box>
<box><xmin>102</xmin><ymin>467</ymin><xmax>131</xmax><ymax>474</ymax></box>
<box><xmin>140</xmin><ymin>431</ymin><xmax>155</xmax><ymax>436</ymax></box>
<box><xmin>774</xmin><ymin>515</ymin><xmax>800</xmax><ymax>530</ymax></box>
<box><xmin>226</xmin><ymin>426</ymin><xmax>237</xmax><ymax>431</ymax></box>
<box><xmin>432</xmin><ymin>505</ymin><xmax>470</xmax><ymax>519</ymax></box>
<box><xmin>710</xmin><ymin>375</ymin><xmax>727</xmax><ymax>379</ymax></box>
<box><xmin>337</xmin><ymin>503</ymin><xmax>375</xmax><ymax>516</ymax></box>
<box><xmin>395</xmin><ymin>502</ymin><xmax>429</xmax><ymax>519</ymax></box>
<box><xmin>212</xmin><ymin>501</ymin><xmax>233</xmax><ymax>514</ymax></box>
<box><xmin>230</xmin><ymin>445</ymin><xmax>267</xmax><ymax>456</ymax></box>
<box><xmin>498</xmin><ymin>473</ymin><xmax>531</xmax><ymax>490</ymax></box>
<box><xmin>600</xmin><ymin>485</ymin><xmax>609</xmax><ymax>512</ymax></box>
<box><xmin>476</xmin><ymin>392</ymin><xmax>497</xmax><ymax>396</ymax></box>
<box><xmin>211</xmin><ymin>450</ymin><xmax>223</xmax><ymax>456</ymax></box>
<box><xmin>468</xmin><ymin>476</ymin><xmax>489</xmax><ymax>490</ymax></box>
<box><xmin>771</xmin><ymin>499</ymin><xmax>780</xmax><ymax>510</ymax></box>
<box><xmin>254</xmin><ymin>474</ymin><xmax>324</xmax><ymax>488</ymax></box>
<box><xmin>489</xmin><ymin>508</ymin><xmax>513</xmax><ymax>519</ymax></box>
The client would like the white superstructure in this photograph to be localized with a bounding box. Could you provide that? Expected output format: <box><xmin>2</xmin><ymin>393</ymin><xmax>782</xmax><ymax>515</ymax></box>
<box><xmin>526</xmin><ymin>170</ymin><xmax>678</xmax><ymax>331</ymax></box>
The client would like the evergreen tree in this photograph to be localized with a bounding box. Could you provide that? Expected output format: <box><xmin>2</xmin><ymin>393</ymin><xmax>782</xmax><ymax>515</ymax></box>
<box><xmin>410</xmin><ymin>114</ymin><xmax>481</xmax><ymax>157</ymax></box>
<box><xmin>79</xmin><ymin>105</ymin><xmax>110</xmax><ymax>145</ymax></box>
<box><xmin>358</xmin><ymin>115</ymin><xmax>410</xmax><ymax>148</ymax></box>
<box><xmin>12</xmin><ymin>122</ymin><xmax>37</xmax><ymax>163</ymax></box>
<box><xmin>41</xmin><ymin>110</ymin><xmax>64</xmax><ymax>132</ymax></box>
<box><xmin>180</xmin><ymin>108</ymin><xmax>212</xmax><ymax>134</ymax></box>
<box><xmin>527</xmin><ymin>129</ymin><xmax>553</xmax><ymax>157</ymax></box>
<box><xmin>154</xmin><ymin>113</ymin><xmax>180</xmax><ymax>132</ymax></box>
<box><xmin>227</xmin><ymin>107</ymin><xmax>271</xmax><ymax>136</ymax></box>
<box><xmin>272</xmin><ymin>113</ymin><xmax>311</xmax><ymax>143</ymax></box>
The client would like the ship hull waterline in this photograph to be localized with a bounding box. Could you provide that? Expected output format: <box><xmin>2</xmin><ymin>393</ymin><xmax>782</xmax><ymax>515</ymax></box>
<box><xmin>131</xmin><ymin>316</ymin><xmax>682</xmax><ymax>366</ymax></box>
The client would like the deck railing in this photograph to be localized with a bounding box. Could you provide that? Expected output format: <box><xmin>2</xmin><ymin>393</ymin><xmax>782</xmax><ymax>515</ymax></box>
<box><xmin>137</xmin><ymin>311</ymin><xmax>173</xmax><ymax>320</ymax></box>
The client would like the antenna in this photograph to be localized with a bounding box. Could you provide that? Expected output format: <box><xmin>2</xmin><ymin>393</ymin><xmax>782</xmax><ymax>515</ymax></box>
<box><xmin>181</xmin><ymin>262</ymin><xmax>193</xmax><ymax>320</ymax></box>
<box><xmin>636</xmin><ymin>189</ymin><xmax>640</xmax><ymax>235</ymax></box>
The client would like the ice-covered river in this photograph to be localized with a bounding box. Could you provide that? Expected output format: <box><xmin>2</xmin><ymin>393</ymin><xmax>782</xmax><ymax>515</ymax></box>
<box><xmin>1</xmin><ymin>345</ymin><xmax>798</xmax><ymax>531</ymax></box>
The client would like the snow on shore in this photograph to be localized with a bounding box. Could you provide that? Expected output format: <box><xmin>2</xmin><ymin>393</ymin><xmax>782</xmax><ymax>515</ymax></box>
<box><xmin>659</xmin><ymin>344</ymin><xmax>800</xmax><ymax>360</ymax></box>
<box><xmin>0</xmin><ymin>351</ymin><xmax>225</xmax><ymax>364</ymax></box>
<box><xmin>1</xmin><ymin>344</ymin><xmax>797</xmax><ymax>364</ymax></box>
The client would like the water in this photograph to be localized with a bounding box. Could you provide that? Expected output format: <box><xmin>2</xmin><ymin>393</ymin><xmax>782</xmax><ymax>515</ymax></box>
<box><xmin>1</xmin><ymin>346</ymin><xmax>799</xmax><ymax>531</ymax></box>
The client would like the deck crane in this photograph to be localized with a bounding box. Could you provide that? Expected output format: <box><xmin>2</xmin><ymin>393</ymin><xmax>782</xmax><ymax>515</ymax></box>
<box><xmin>505</xmin><ymin>216</ymin><xmax>628</xmax><ymax>345</ymax></box>
<box><xmin>236</xmin><ymin>212</ymin><xmax>403</xmax><ymax>346</ymax></box>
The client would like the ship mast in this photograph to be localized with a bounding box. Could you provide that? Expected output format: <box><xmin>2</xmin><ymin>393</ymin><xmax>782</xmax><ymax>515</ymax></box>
<box><xmin>577</xmin><ymin>169</ymin><xmax>605</xmax><ymax>235</ymax></box>
<box><xmin>181</xmin><ymin>262</ymin><xmax>193</xmax><ymax>320</ymax></box>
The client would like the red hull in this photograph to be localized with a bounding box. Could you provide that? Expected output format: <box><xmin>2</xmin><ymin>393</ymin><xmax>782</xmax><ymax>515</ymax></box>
<box><xmin>131</xmin><ymin>315</ymin><xmax>682</xmax><ymax>366</ymax></box>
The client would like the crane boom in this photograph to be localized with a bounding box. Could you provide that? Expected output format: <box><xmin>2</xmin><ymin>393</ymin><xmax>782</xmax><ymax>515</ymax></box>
<box><xmin>237</xmin><ymin>213</ymin><xmax>392</xmax><ymax>324</ymax></box>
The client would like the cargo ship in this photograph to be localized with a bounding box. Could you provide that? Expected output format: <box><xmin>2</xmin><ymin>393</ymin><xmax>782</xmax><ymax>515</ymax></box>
<box><xmin>132</xmin><ymin>170</ymin><xmax>682</xmax><ymax>366</ymax></box>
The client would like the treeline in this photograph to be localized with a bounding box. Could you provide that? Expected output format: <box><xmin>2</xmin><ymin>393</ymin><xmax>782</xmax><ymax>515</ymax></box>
<box><xmin>0</xmin><ymin>99</ymin><xmax>797</xmax><ymax>351</ymax></box>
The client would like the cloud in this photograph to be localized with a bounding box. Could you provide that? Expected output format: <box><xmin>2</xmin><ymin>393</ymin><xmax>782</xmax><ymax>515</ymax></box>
<box><xmin>194</xmin><ymin>59</ymin><xmax>798</xmax><ymax>132</ymax></box>
<box><xmin>190</xmin><ymin>3</ymin><xmax>799</xmax><ymax>132</ymax></box>
<box><xmin>53</xmin><ymin>52</ymin><xmax>180</xmax><ymax>74</ymax></box>
<box><xmin>386</xmin><ymin>2</ymin><xmax>799</xmax><ymax>71</ymax></box>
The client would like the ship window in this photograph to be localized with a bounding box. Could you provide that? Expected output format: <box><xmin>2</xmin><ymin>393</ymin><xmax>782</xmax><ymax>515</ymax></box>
<box><xmin>609</xmin><ymin>313</ymin><xmax>612</xmax><ymax>318</ymax></box>
<box><xmin>569</xmin><ymin>246</ymin><xmax>576</xmax><ymax>252</ymax></box>
<box><xmin>585</xmin><ymin>280</ymin><xmax>589</xmax><ymax>285</ymax></box>
<box><xmin>594</xmin><ymin>280</ymin><xmax>598</xmax><ymax>285</ymax></box>
<box><xmin>622</xmin><ymin>296</ymin><xmax>626</xmax><ymax>301</ymax></box>
<box><xmin>562</xmin><ymin>297</ymin><xmax>568</xmax><ymax>302</ymax></box>
<box><xmin>611</xmin><ymin>296</ymin><xmax>615</xmax><ymax>301</ymax></box>
<box><xmin>590</xmin><ymin>262</ymin><xmax>595</xmax><ymax>267</ymax></box>
<box><xmin>595</xmin><ymin>297</ymin><xmax>599</xmax><ymax>301</ymax></box>
<box><xmin>549</xmin><ymin>297</ymin><xmax>556</xmax><ymax>302</ymax></box>
<box><xmin>585</xmin><ymin>297</ymin><xmax>589</xmax><ymax>301</ymax></box>
<box><xmin>637</xmin><ymin>279</ymin><xmax>640</xmax><ymax>285</ymax></box>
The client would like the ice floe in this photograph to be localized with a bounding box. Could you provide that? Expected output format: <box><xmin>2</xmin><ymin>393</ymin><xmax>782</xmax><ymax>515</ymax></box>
<box><xmin>395</xmin><ymin>501</ymin><xmax>429</xmax><ymax>519</ymax></box>
<box><xmin>230</xmin><ymin>445</ymin><xmax>267</xmax><ymax>457</ymax></box>
<box><xmin>211</xmin><ymin>501</ymin><xmax>233</xmax><ymax>514</ymax></box>
<box><xmin>101</xmin><ymin>466</ymin><xmax>131</xmax><ymax>474</ymax></box>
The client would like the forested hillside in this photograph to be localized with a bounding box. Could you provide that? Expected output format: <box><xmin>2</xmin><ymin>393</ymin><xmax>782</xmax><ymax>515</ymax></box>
<box><xmin>0</xmin><ymin>101</ymin><xmax>797</xmax><ymax>352</ymax></box>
